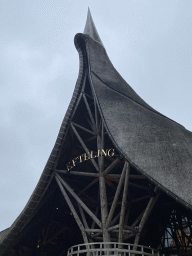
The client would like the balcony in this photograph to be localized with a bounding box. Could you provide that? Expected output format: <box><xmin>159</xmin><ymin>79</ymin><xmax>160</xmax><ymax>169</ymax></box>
<box><xmin>67</xmin><ymin>242</ymin><xmax>160</xmax><ymax>256</ymax></box>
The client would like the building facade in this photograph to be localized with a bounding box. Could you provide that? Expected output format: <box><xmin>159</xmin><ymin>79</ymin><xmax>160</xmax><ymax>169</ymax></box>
<box><xmin>0</xmin><ymin>10</ymin><xmax>192</xmax><ymax>256</ymax></box>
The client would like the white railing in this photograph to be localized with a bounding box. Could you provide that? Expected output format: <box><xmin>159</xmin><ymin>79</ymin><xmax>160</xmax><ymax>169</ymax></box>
<box><xmin>67</xmin><ymin>242</ymin><xmax>160</xmax><ymax>256</ymax></box>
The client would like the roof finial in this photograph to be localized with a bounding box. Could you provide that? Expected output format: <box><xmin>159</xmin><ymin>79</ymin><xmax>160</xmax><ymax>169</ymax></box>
<box><xmin>83</xmin><ymin>8</ymin><xmax>104</xmax><ymax>47</ymax></box>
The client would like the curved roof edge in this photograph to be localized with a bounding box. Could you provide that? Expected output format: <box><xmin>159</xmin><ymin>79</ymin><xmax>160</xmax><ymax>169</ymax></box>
<box><xmin>0</xmin><ymin>34</ymin><xmax>88</xmax><ymax>256</ymax></box>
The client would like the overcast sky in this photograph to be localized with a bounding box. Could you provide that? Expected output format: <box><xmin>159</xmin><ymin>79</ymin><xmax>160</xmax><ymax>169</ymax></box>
<box><xmin>1</xmin><ymin>0</ymin><xmax>192</xmax><ymax>232</ymax></box>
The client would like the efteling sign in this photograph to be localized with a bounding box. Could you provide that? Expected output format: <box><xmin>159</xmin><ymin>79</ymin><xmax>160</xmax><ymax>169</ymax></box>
<box><xmin>66</xmin><ymin>148</ymin><xmax>115</xmax><ymax>171</ymax></box>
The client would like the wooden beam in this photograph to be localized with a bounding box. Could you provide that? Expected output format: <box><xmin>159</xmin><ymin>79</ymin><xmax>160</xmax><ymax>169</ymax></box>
<box><xmin>106</xmin><ymin>174</ymin><xmax>147</xmax><ymax>180</ymax></box>
<box><xmin>83</xmin><ymin>94</ymin><xmax>96</xmax><ymax>132</ymax></box>
<box><xmin>70</xmin><ymin>93</ymin><xmax>83</xmax><ymax>120</ymax></box>
<box><xmin>81</xmin><ymin>70</ymin><xmax>88</xmax><ymax>92</ymax></box>
<box><xmin>83</xmin><ymin>193</ymin><xmax>97</xmax><ymax>204</ymax></box>
<box><xmin>105</xmin><ymin>174</ymin><xmax>121</xmax><ymax>178</ymax></box>
<box><xmin>134</xmin><ymin>187</ymin><xmax>160</xmax><ymax>246</ymax></box>
<box><xmin>55</xmin><ymin>169</ymin><xmax>99</xmax><ymax>177</ymax></box>
<box><xmin>107</xmin><ymin>224</ymin><xmax>119</xmax><ymax>232</ymax></box>
<box><xmin>78</xmin><ymin>204</ymin><xmax>90</xmax><ymax>231</ymax></box>
<box><xmin>101</xmin><ymin>123</ymin><xmax>105</xmax><ymax>169</ymax></box>
<box><xmin>93</xmin><ymin>237</ymin><xmax>117</xmax><ymax>242</ymax></box>
<box><xmin>78</xmin><ymin>178</ymin><xmax>99</xmax><ymax>196</ymax></box>
<box><xmin>131</xmin><ymin>195</ymin><xmax>150</xmax><ymax>203</ymax></box>
<box><xmin>72</xmin><ymin>122</ymin><xmax>96</xmax><ymax>136</ymax></box>
<box><xmin>106</xmin><ymin>162</ymin><xmax>127</xmax><ymax>228</ymax></box>
<box><xmin>123</xmin><ymin>233</ymin><xmax>136</xmax><ymax>241</ymax></box>
<box><xmin>128</xmin><ymin>182</ymin><xmax>148</xmax><ymax>191</ymax></box>
<box><xmin>103</xmin><ymin>158</ymin><xmax>120</xmax><ymax>176</ymax></box>
<box><xmin>56</xmin><ymin>173</ymin><xmax>101</xmax><ymax>228</ymax></box>
<box><xmin>94</xmin><ymin>97</ymin><xmax>99</xmax><ymax>132</ymax></box>
<box><xmin>111</xmin><ymin>212</ymin><xmax>120</xmax><ymax>226</ymax></box>
<box><xmin>91</xmin><ymin>204</ymin><xmax>99</xmax><ymax>229</ymax></box>
<box><xmin>131</xmin><ymin>211</ymin><xmax>144</xmax><ymax>228</ymax></box>
<box><xmin>124</xmin><ymin>225</ymin><xmax>139</xmax><ymax>234</ymax></box>
<box><xmin>98</xmin><ymin>122</ymin><xmax>111</xmax><ymax>243</ymax></box>
<box><xmin>105</xmin><ymin>178</ymin><xmax>116</xmax><ymax>190</ymax></box>
<box><xmin>55</xmin><ymin>176</ymin><xmax>88</xmax><ymax>244</ymax></box>
<box><xmin>55</xmin><ymin>170</ymin><xmax>99</xmax><ymax>177</ymax></box>
<box><xmin>85</xmin><ymin>229</ymin><xmax>102</xmax><ymax>233</ymax></box>
<box><xmin>70</xmin><ymin>122</ymin><xmax>99</xmax><ymax>172</ymax></box>
<box><xmin>119</xmin><ymin>161</ymin><xmax>130</xmax><ymax>243</ymax></box>
<box><xmin>84</xmin><ymin>92</ymin><xmax>93</xmax><ymax>100</ymax></box>
<box><xmin>91</xmin><ymin>232</ymin><xmax>103</xmax><ymax>238</ymax></box>
<box><xmin>84</xmin><ymin>135</ymin><xmax>97</xmax><ymax>143</ymax></box>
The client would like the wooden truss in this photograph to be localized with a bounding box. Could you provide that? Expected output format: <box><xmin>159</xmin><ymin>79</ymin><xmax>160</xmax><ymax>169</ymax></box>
<box><xmin>53</xmin><ymin>72</ymin><xmax>160</xmax><ymax>247</ymax></box>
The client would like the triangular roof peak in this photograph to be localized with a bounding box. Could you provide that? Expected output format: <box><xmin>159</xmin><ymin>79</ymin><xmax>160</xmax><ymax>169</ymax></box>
<box><xmin>83</xmin><ymin>8</ymin><xmax>104</xmax><ymax>47</ymax></box>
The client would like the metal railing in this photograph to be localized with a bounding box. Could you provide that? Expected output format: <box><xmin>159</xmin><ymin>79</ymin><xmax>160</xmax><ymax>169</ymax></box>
<box><xmin>67</xmin><ymin>242</ymin><xmax>160</xmax><ymax>256</ymax></box>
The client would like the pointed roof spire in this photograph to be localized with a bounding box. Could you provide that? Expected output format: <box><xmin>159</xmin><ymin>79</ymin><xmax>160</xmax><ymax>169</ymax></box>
<box><xmin>83</xmin><ymin>8</ymin><xmax>104</xmax><ymax>47</ymax></box>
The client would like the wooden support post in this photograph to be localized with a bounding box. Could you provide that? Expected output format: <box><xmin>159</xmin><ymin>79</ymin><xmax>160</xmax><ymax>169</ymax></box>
<box><xmin>94</xmin><ymin>97</ymin><xmax>99</xmax><ymax>132</ymax></box>
<box><xmin>83</xmin><ymin>94</ymin><xmax>96</xmax><ymax>132</ymax></box>
<box><xmin>70</xmin><ymin>93</ymin><xmax>83</xmax><ymax>120</ymax></box>
<box><xmin>56</xmin><ymin>173</ymin><xmax>101</xmax><ymax>228</ymax></box>
<box><xmin>85</xmin><ymin>229</ymin><xmax>102</xmax><ymax>233</ymax></box>
<box><xmin>106</xmin><ymin>162</ymin><xmax>127</xmax><ymax>228</ymax></box>
<box><xmin>91</xmin><ymin>204</ymin><xmax>99</xmax><ymax>229</ymax></box>
<box><xmin>107</xmin><ymin>224</ymin><xmax>119</xmax><ymax>232</ymax></box>
<box><xmin>131</xmin><ymin>211</ymin><xmax>144</xmax><ymax>228</ymax></box>
<box><xmin>134</xmin><ymin>187</ymin><xmax>160</xmax><ymax>247</ymax></box>
<box><xmin>98</xmin><ymin>122</ymin><xmax>111</xmax><ymax>243</ymax></box>
<box><xmin>124</xmin><ymin>225</ymin><xmax>139</xmax><ymax>234</ymax></box>
<box><xmin>55</xmin><ymin>176</ymin><xmax>89</xmax><ymax>244</ymax></box>
<box><xmin>70</xmin><ymin>122</ymin><xmax>99</xmax><ymax>171</ymax></box>
<box><xmin>78</xmin><ymin>204</ymin><xmax>90</xmax><ymax>231</ymax></box>
<box><xmin>55</xmin><ymin>170</ymin><xmax>99</xmax><ymax>177</ymax></box>
<box><xmin>78</xmin><ymin>204</ymin><xmax>97</xmax><ymax>248</ymax></box>
<box><xmin>72</xmin><ymin>122</ymin><xmax>96</xmax><ymax>135</ymax></box>
<box><xmin>99</xmin><ymin>163</ymin><xmax>111</xmax><ymax>242</ymax></box>
<box><xmin>119</xmin><ymin>161</ymin><xmax>130</xmax><ymax>243</ymax></box>
<box><xmin>103</xmin><ymin>158</ymin><xmax>121</xmax><ymax>176</ymax></box>
<box><xmin>111</xmin><ymin>212</ymin><xmax>120</xmax><ymax>226</ymax></box>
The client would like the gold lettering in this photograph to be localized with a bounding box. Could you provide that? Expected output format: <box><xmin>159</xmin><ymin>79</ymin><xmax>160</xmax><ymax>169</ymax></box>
<box><xmin>84</xmin><ymin>153</ymin><xmax>90</xmax><ymax>161</ymax></box>
<box><xmin>67</xmin><ymin>149</ymin><xmax>116</xmax><ymax>171</ymax></box>
<box><xmin>91</xmin><ymin>151</ymin><xmax>97</xmax><ymax>158</ymax></box>
<box><xmin>72</xmin><ymin>157</ymin><xmax>79</xmax><ymax>167</ymax></box>
<box><xmin>108</xmin><ymin>148</ymin><xmax>115</xmax><ymax>157</ymax></box>
<box><xmin>101</xmin><ymin>149</ymin><xmax>107</xmax><ymax>156</ymax></box>
<box><xmin>66</xmin><ymin>162</ymin><xmax>72</xmax><ymax>171</ymax></box>
<box><xmin>79</xmin><ymin>155</ymin><xmax>83</xmax><ymax>163</ymax></box>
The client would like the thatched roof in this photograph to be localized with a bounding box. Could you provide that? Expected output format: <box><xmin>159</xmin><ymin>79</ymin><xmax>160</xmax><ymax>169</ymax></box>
<box><xmin>80</xmin><ymin>10</ymin><xmax>192</xmax><ymax>209</ymax></box>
